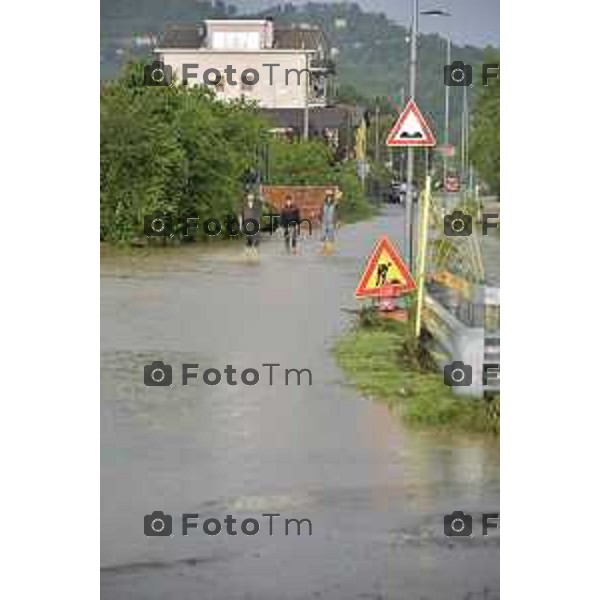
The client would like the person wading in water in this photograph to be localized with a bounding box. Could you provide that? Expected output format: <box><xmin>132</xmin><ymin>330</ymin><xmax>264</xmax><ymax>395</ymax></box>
<box><xmin>320</xmin><ymin>190</ymin><xmax>338</xmax><ymax>254</ymax></box>
<box><xmin>240</xmin><ymin>192</ymin><xmax>262</xmax><ymax>260</ymax></box>
<box><xmin>280</xmin><ymin>194</ymin><xmax>301</xmax><ymax>254</ymax></box>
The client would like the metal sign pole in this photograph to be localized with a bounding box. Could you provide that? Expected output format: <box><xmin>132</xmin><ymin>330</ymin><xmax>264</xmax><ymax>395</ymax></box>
<box><xmin>405</xmin><ymin>0</ymin><xmax>419</xmax><ymax>270</ymax></box>
<box><xmin>415</xmin><ymin>175</ymin><xmax>432</xmax><ymax>338</ymax></box>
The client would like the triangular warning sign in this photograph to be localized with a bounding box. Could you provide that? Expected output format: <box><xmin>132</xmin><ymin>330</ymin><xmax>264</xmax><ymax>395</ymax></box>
<box><xmin>386</xmin><ymin>98</ymin><xmax>436</xmax><ymax>147</ymax></box>
<box><xmin>355</xmin><ymin>236</ymin><xmax>416</xmax><ymax>298</ymax></box>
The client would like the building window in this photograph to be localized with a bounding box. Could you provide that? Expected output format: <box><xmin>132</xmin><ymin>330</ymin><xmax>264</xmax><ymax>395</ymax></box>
<box><xmin>212</xmin><ymin>31</ymin><xmax>261</xmax><ymax>50</ymax></box>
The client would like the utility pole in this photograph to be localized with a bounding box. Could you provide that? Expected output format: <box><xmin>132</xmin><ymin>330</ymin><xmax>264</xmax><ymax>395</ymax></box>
<box><xmin>465</xmin><ymin>87</ymin><xmax>470</xmax><ymax>185</ymax></box>
<box><xmin>375</xmin><ymin>102</ymin><xmax>380</xmax><ymax>163</ymax></box>
<box><xmin>405</xmin><ymin>0</ymin><xmax>418</xmax><ymax>271</ymax></box>
<box><xmin>460</xmin><ymin>85</ymin><xmax>466</xmax><ymax>180</ymax></box>
<box><xmin>303</xmin><ymin>52</ymin><xmax>310</xmax><ymax>140</ymax></box>
<box><xmin>415</xmin><ymin>174</ymin><xmax>432</xmax><ymax>338</ymax></box>
<box><xmin>399</xmin><ymin>86</ymin><xmax>405</xmax><ymax>180</ymax></box>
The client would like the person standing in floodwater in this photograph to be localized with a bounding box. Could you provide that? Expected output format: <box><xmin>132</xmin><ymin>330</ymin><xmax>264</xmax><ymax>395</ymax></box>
<box><xmin>320</xmin><ymin>190</ymin><xmax>338</xmax><ymax>254</ymax></box>
<box><xmin>280</xmin><ymin>194</ymin><xmax>301</xmax><ymax>254</ymax></box>
<box><xmin>240</xmin><ymin>193</ymin><xmax>262</xmax><ymax>259</ymax></box>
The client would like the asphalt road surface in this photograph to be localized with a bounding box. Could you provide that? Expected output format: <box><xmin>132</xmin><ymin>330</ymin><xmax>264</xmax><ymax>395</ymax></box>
<box><xmin>101</xmin><ymin>206</ymin><xmax>499</xmax><ymax>600</ymax></box>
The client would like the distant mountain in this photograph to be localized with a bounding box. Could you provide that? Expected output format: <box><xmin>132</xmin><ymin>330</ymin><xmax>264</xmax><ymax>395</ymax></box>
<box><xmin>230</xmin><ymin>0</ymin><xmax>500</xmax><ymax>48</ymax></box>
<box><xmin>101</xmin><ymin>1</ymin><xmax>235</xmax><ymax>77</ymax></box>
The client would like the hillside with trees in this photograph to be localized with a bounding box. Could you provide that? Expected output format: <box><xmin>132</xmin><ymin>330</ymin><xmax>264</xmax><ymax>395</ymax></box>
<box><xmin>102</xmin><ymin>2</ymin><xmax>496</xmax><ymax>135</ymax></box>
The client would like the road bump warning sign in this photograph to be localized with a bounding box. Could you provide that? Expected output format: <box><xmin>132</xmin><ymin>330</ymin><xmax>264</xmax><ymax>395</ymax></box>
<box><xmin>386</xmin><ymin>98</ymin><xmax>436</xmax><ymax>147</ymax></box>
<box><xmin>355</xmin><ymin>236</ymin><xmax>416</xmax><ymax>298</ymax></box>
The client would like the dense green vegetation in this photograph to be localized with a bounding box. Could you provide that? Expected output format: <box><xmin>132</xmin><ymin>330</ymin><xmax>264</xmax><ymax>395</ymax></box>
<box><xmin>470</xmin><ymin>51</ymin><xmax>500</xmax><ymax>194</ymax></box>
<box><xmin>101</xmin><ymin>61</ymin><xmax>372</xmax><ymax>243</ymax></box>
<box><xmin>101</xmin><ymin>61</ymin><xmax>267</xmax><ymax>242</ymax></box>
<box><xmin>334</xmin><ymin>310</ymin><xmax>499</xmax><ymax>434</ymax></box>
<box><xmin>267</xmin><ymin>138</ymin><xmax>373</xmax><ymax>222</ymax></box>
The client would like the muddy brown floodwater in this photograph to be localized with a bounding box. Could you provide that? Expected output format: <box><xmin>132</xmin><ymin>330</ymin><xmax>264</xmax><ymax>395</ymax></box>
<box><xmin>101</xmin><ymin>206</ymin><xmax>499</xmax><ymax>600</ymax></box>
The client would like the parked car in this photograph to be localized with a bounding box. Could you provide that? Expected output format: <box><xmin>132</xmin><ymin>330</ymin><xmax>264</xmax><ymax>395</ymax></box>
<box><xmin>388</xmin><ymin>182</ymin><xmax>403</xmax><ymax>204</ymax></box>
<box><xmin>388</xmin><ymin>181</ymin><xmax>409</xmax><ymax>204</ymax></box>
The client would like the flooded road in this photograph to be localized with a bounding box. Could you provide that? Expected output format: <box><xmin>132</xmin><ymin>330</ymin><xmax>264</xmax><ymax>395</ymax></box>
<box><xmin>101</xmin><ymin>207</ymin><xmax>499</xmax><ymax>600</ymax></box>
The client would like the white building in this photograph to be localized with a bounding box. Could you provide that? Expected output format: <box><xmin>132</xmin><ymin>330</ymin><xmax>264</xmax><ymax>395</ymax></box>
<box><xmin>155</xmin><ymin>19</ymin><xmax>332</xmax><ymax>110</ymax></box>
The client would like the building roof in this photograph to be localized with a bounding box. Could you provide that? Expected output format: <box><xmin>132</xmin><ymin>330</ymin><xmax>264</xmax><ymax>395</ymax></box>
<box><xmin>158</xmin><ymin>22</ymin><xmax>328</xmax><ymax>52</ymax></box>
<box><xmin>159</xmin><ymin>25</ymin><xmax>206</xmax><ymax>49</ymax></box>
<box><xmin>259</xmin><ymin>107</ymin><xmax>362</xmax><ymax>131</ymax></box>
<box><xmin>272</xmin><ymin>27</ymin><xmax>328</xmax><ymax>52</ymax></box>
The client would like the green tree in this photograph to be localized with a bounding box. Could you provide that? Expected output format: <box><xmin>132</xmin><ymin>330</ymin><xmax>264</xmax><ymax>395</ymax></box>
<box><xmin>470</xmin><ymin>53</ymin><xmax>500</xmax><ymax>194</ymax></box>
<box><xmin>101</xmin><ymin>60</ymin><xmax>268</xmax><ymax>242</ymax></box>
<box><xmin>267</xmin><ymin>137</ymin><xmax>372</xmax><ymax>222</ymax></box>
<box><xmin>268</xmin><ymin>138</ymin><xmax>334</xmax><ymax>185</ymax></box>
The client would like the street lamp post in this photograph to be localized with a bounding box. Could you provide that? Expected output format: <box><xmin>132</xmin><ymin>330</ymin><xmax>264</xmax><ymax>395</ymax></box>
<box><xmin>303</xmin><ymin>54</ymin><xmax>310</xmax><ymax>140</ymax></box>
<box><xmin>405</xmin><ymin>6</ymin><xmax>451</xmax><ymax>270</ymax></box>
<box><xmin>375</xmin><ymin>102</ymin><xmax>380</xmax><ymax>163</ymax></box>
<box><xmin>460</xmin><ymin>84</ymin><xmax>468</xmax><ymax>183</ymax></box>
<box><xmin>443</xmin><ymin>35</ymin><xmax>451</xmax><ymax>184</ymax></box>
<box><xmin>405</xmin><ymin>0</ymin><xmax>419</xmax><ymax>271</ymax></box>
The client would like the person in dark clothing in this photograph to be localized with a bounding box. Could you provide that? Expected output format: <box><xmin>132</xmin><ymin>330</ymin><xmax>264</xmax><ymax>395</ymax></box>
<box><xmin>280</xmin><ymin>195</ymin><xmax>301</xmax><ymax>253</ymax></box>
<box><xmin>240</xmin><ymin>193</ymin><xmax>262</xmax><ymax>257</ymax></box>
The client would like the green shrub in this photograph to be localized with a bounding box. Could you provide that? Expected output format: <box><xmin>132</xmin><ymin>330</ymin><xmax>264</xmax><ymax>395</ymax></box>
<box><xmin>334</xmin><ymin>317</ymin><xmax>499</xmax><ymax>434</ymax></box>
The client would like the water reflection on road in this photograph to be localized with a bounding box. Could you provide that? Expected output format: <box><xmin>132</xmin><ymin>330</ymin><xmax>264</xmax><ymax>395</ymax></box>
<box><xmin>101</xmin><ymin>207</ymin><xmax>499</xmax><ymax>600</ymax></box>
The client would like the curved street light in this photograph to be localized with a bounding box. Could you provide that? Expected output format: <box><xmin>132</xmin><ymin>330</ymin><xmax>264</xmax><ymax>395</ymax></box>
<box><xmin>421</xmin><ymin>8</ymin><xmax>452</xmax><ymax>184</ymax></box>
<box><xmin>404</xmin><ymin>2</ymin><xmax>451</xmax><ymax>269</ymax></box>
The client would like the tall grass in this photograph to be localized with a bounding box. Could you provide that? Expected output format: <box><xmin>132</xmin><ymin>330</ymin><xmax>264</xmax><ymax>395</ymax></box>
<box><xmin>334</xmin><ymin>311</ymin><xmax>499</xmax><ymax>434</ymax></box>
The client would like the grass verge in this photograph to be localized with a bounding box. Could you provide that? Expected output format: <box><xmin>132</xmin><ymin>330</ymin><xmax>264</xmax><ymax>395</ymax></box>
<box><xmin>334</xmin><ymin>310</ymin><xmax>499</xmax><ymax>434</ymax></box>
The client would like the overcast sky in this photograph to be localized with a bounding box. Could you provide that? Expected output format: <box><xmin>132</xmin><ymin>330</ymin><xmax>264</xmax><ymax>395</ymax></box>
<box><xmin>240</xmin><ymin>0</ymin><xmax>499</xmax><ymax>48</ymax></box>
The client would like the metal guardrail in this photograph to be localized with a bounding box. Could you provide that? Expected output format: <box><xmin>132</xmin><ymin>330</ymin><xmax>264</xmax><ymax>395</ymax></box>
<box><xmin>423</xmin><ymin>294</ymin><xmax>485</xmax><ymax>398</ymax></box>
<box><xmin>427</xmin><ymin>281</ymin><xmax>485</xmax><ymax>328</ymax></box>
<box><xmin>419</xmin><ymin>190</ymin><xmax>500</xmax><ymax>399</ymax></box>
<box><xmin>423</xmin><ymin>283</ymin><xmax>500</xmax><ymax>399</ymax></box>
